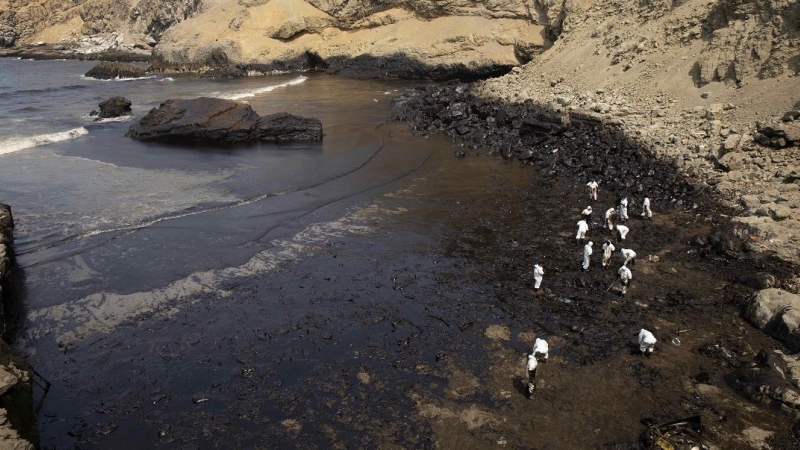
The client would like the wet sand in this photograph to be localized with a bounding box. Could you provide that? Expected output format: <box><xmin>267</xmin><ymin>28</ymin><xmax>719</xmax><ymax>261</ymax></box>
<box><xmin>20</xmin><ymin>123</ymin><xmax>797</xmax><ymax>448</ymax></box>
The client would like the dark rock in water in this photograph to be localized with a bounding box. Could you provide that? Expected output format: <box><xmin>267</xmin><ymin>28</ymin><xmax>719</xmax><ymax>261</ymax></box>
<box><xmin>85</xmin><ymin>62</ymin><xmax>146</xmax><ymax>80</ymax></box>
<box><xmin>126</xmin><ymin>97</ymin><xmax>323</xmax><ymax>143</ymax></box>
<box><xmin>94</xmin><ymin>96</ymin><xmax>132</xmax><ymax>119</ymax></box>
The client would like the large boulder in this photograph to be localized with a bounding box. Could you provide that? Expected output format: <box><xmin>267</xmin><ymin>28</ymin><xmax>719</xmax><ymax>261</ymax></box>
<box><xmin>94</xmin><ymin>96</ymin><xmax>132</xmax><ymax>119</ymax></box>
<box><xmin>744</xmin><ymin>288</ymin><xmax>800</xmax><ymax>352</ymax></box>
<box><xmin>126</xmin><ymin>97</ymin><xmax>323</xmax><ymax>143</ymax></box>
<box><xmin>84</xmin><ymin>62</ymin><xmax>146</xmax><ymax>80</ymax></box>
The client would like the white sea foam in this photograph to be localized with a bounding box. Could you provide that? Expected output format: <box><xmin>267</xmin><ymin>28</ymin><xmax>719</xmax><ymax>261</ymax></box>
<box><xmin>160</xmin><ymin>77</ymin><xmax>175</xmax><ymax>82</ymax></box>
<box><xmin>0</xmin><ymin>127</ymin><xmax>88</xmax><ymax>156</ymax></box>
<box><xmin>94</xmin><ymin>115</ymin><xmax>132</xmax><ymax>123</ymax></box>
<box><xmin>79</xmin><ymin>75</ymin><xmax>157</xmax><ymax>82</ymax></box>
<box><xmin>26</xmin><ymin>200</ymin><xmax>408</xmax><ymax>347</ymax></box>
<box><xmin>219</xmin><ymin>75</ymin><xmax>308</xmax><ymax>100</ymax></box>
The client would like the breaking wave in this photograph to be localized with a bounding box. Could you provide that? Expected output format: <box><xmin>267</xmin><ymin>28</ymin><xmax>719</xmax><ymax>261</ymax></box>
<box><xmin>220</xmin><ymin>76</ymin><xmax>308</xmax><ymax>100</ymax></box>
<box><xmin>0</xmin><ymin>127</ymin><xmax>89</xmax><ymax>156</ymax></box>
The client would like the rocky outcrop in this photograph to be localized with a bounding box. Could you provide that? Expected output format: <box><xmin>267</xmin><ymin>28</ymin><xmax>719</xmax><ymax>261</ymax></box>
<box><xmin>0</xmin><ymin>0</ymin><xmax>201</xmax><ymax>53</ymax></box>
<box><xmin>84</xmin><ymin>61</ymin><xmax>145</xmax><ymax>79</ymax></box>
<box><xmin>126</xmin><ymin>97</ymin><xmax>323</xmax><ymax>143</ymax></box>
<box><xmin>744</xmin><ymin>288</ymin><xmax>800</xmax><ymax>352</ymax></box>
<box><xmin>725</xmin><ymin>350</ymin><xmax>800</xmax><ymax>417</ymax></box>
<box><xmin>0</xmin><ymin>205</ymin><xmax>36</xmax><ymax>450</ymax></box>
<box><xmin>0</xmin><ymin>203</ymin><xmax>12</xmax><ymax>304</ymax></box>
<box><xmin>754</xmin><ymin>111</ymin><xmax>800</xmax><ymax>149</ymax></box>
<box><xmin>93</xmin><ymin>96</ymin><xmax>132</xmax><ymax>119</ymax></box>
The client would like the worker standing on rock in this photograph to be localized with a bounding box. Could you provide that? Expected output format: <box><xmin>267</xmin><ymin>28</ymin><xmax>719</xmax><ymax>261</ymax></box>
<box><xmin>533</xmin><ymin>263</ymin><xmax>544</xmax><ymax>290</ymax></box>
<box><xmin>617</xmin><ymin>264</ymin><xmax>632</xmax><ymax>295</ymax></box>
<box><xmin>605</xmin><ymin>207</ymin><xmax>616</xmax><ymax>230</ymax></box>
<box><xmin>616</xmin><ymin>224</ymin><xmax>630</xmax><ymax>241</ymax></box>
<box><xmin>533</xmin><ymin>338</ymin><xmax>549</xmax><ymax>361</ymax></box>
<box><xmin>602</xmin><ymin>240</ymin><xmax>615</xmax><ymax>267</ymax></box>
<box><xmin>576</xmin><ymin>219</ymin><xmax>589</xmax><ymax>244</ymax></box>
<box><xmin>638</xmin><ymin>329</ymin><xmax>656</xmax><ymax>356</ymax></box>
<box><xmin>587</xmin><ymin>180</ymin><xmax>599</xmax><ymax>201</ymax></box>
<box><xmin>618</xmin><ymin>197</ymin><xmax>629</xmax><ymax>222</ymax></box>
<box><xmin>641</xmin><ymin>196</ymin><xmax>652</xmax><ymax>219</ymax></box>
<box><xmin>526</xmin><ymin>351</ymin><xmax>538</xmax><ymax>397</ymax></box>
<box><xmin>582</xmin><ymin>241</ymin><xmax>593</xmax><ymax>270</ymax></box>
<box><xmin>621</xmin><ymin>248</ymin><xmax>636</xmax><ymax>266</ymax></box>
<box><xmin>582</xmin><ymin>206</ymin><xmax>593</xmax><ymax>227</ymax></box>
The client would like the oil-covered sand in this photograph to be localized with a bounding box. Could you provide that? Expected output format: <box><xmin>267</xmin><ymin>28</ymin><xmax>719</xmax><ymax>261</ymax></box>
<box><xmin>26</xmin><ymin>123</ymin><xmax>797</xmax><ymax>449</ymax></box>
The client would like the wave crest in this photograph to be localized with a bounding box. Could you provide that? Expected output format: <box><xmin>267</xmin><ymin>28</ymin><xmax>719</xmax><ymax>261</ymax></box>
<box><xmin>220</xmin><ymin>76</ymin><xmax>308</xmax><ymax>100</ymax></box>
<box><xmin>0</xmin><ymin>127</ymin><xmax>89</xmax><ymax>156</ymax></box>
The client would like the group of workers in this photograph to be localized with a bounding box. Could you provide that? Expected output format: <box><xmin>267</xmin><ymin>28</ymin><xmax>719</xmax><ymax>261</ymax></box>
<box><xmin>525</xmin><ymin>180</ymin><xmax>657</xmax><ymax>399</ymax></box>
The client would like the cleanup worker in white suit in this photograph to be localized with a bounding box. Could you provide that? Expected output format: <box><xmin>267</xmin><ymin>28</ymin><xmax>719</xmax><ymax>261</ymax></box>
<box><xmin>582</xmin><ymin>241</ymin><xmax>593</xmax><ymax>270</ymax></box>
<box><xmin>581</xmin><ymin>206</ymin><xmax>593</xmax><ymax>227</ymax></box>
<box><xmin>533</xmin><ymin>338</ymin><xmax>549</xmax><ymax>361</ymax></box>
<box><xmin>605</xmin><ymin>207</ymin><xmax>616</xmax><ymax>231</ymax></box>
<box><xmin>616</xmin><ymin>224</ymin><xmax>630</xmax><ymax>241</ymax></box>
<box><xmin>618</xmin><ymin>264</ymin><xmax>632</xmax><ymax>295</ymax></box>
<box><xmin>587</xmin><ymin>180</ymin><xmax>599</xmax><ymax>201</ymax></box>
<box><xmin>576</xmin><ymin>219</ymin><xmax>589</xmax><ymax>244</ymax></box>
<box><xmin>532</xmin><ymin>263</ymin><xmax>544</xmax><ymax>290</ymax></box>
<box><xmin>618</xmin><ymin>197</ymin><xmax>629</xmax><ymax>222</ymax></box>
<box><xmin>638</xmin><ymin>329</ymin><xmax>656</xmax><ymax>355</ymax></box>
<box><xmin>602</xmin><ymin>240</ymin><xmax>615</xmax><ymax>267</ymax></box>
<box><xmin>641</xmin><ymin>196</ymin><xmax>652</xmax><ymax>219</ymax></box>
<box><xmin>621</xmin><ymin>248</ymin><xmax>636</xmax><ymax>266</ymax></box>
<box><xmin>526</xmin><ymin>351</ymin><xmax>538</xmax><ymax>397</ymax></box>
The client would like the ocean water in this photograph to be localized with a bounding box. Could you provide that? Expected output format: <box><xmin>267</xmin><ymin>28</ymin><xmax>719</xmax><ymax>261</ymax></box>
<box><xmin>0</xmin><ymin>59</ymin><xmax>426</xmax><ymax>302</ymax></box>
<box><xmin>0</xmin><ymin>58</ymin><xmax>542</xmax><ymax>448</ymax></box>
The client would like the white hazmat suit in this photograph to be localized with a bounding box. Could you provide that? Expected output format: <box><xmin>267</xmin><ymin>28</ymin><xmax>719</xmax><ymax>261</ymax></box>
<box><xmin>621</xmin><ymin>248</ymin><xmax>636</xmax><ymax>266</ymax></box>
<box><xmin>526</xmin><ymin>353</ymin><xmax>538</xmax><ymax>395</ymax></box>
<box><xmin>616</xmin><ymin>224</ymin><xmax>629</xmax><ymax>241</ymax></box>
<box><xmin>576</xmin><ymin>220</ymin><xmax>589</xmax><ymax>243</ymax></box>
<box><xmin>587</xmin><ymin>181</ymin><xmax>599</xmax><ymax>201</ymax></box>
<box><xmin>618</xmin><ymin>265</ymin><xmax>632</xmax><ymax>295</ymax></box>
<box><xmin>582</xmin><ymin>242</ymin><xmax>593</xmax><ymax>270</ymax></box>
<box><xmin>605</xmin><ymin>208</ymin><xmax>616</xmax><ymax>230</ymax></box>
<box><xmin>533</xmin><ymin>264</ymin><xmax>544</xmax><ymax>289</ymax></box>
<box><xmin>533</xmin><ymin>338</ymin><xmax>549</xmax><ymax>361</ymax></box>
<box><xmin>641</xmin><ymin>197</ymin><xmax>652</xmax><ymax>219</ymax></box>
<box><xmin>638</xmin><ymin>329</ymin><xmax>656</xmax><ymax>354</ymax></box>
<box><xmin>618</xmin><ymin>197</ymin><xmax>629</xmax><ymax>221</ymax></box>
<box><xmin>602</xmin><ymin>241</ymin><xmax>615</xmax><ymax>267</ymax></box>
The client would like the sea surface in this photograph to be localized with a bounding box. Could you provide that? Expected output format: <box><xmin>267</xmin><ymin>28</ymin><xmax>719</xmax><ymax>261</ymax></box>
<box><xmin>0</xmin><ymin>58</ymin><xmax>470</xmax><ymax>446</ymax></box>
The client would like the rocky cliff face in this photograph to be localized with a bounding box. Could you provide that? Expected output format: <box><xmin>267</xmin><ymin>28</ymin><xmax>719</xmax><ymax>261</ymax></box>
<box><xmin>0</xmin><ymin>0</ymin><xmax>201</xmax><ymax>52</ymax></box>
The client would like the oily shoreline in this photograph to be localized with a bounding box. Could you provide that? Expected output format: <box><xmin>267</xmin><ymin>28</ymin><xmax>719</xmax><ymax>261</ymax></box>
<box><xmin>389</xmin><ymin>82</ymin><xmax>800</xmax><ymax>446</ymax></box>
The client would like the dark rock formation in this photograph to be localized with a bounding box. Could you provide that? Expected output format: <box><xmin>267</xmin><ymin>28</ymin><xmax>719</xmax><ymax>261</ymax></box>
<box><xmin>84</xmin><ymin>61</ymin><xmax>146</xmax><ymax>80</ymax></box>
<box><xmin>0</xmin><ymin>204</ymin><xmax>36</xmax><ymax>449</ymax></box>
<box><xmin>93</xmin><ymin>96</ymin><xmax>132</xmax><ymax>119</ymax></box>
<box><xmin>744</xmin><ymin>288</ymin><xmax>800</xmax><ymax>352</ymax></box>
<box><xmin>755</xmin><ymin>111</ymin><xmax>800</xmax><ymax>148</ymax></box>
<box><xmin>0</xmin><ymin>203</ymin><xmax>12</xmax><ymax>302</ymax></box>
<box><xmin>126</xmin><ymin>97</ymin><xmax>323</xmax><ymax>143</ymax></box>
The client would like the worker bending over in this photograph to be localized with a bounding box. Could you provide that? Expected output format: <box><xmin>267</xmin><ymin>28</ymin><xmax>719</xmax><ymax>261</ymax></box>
<box><xmin>605</xmin><ymin>208</ymin><xmax>616</xmax><ymax>230</ymax></box>
<box><xmin>638</xmin><ymin>329</ymin><xmax>656</xmax><ymax>356</ymax></box>
<box><xmin>621</xmin><ymin>248</ymin><xmax>636</xmax><ymax>266</ymax></box>
<box><xmin>616</xmin><ymin>224</ymin><xmax>629</xmax><ymax>241</ymax></box>
<box><xmin>576</xmin><ymin>219</ymin><xmax>589</xmax><ymax>244</ymax></box>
